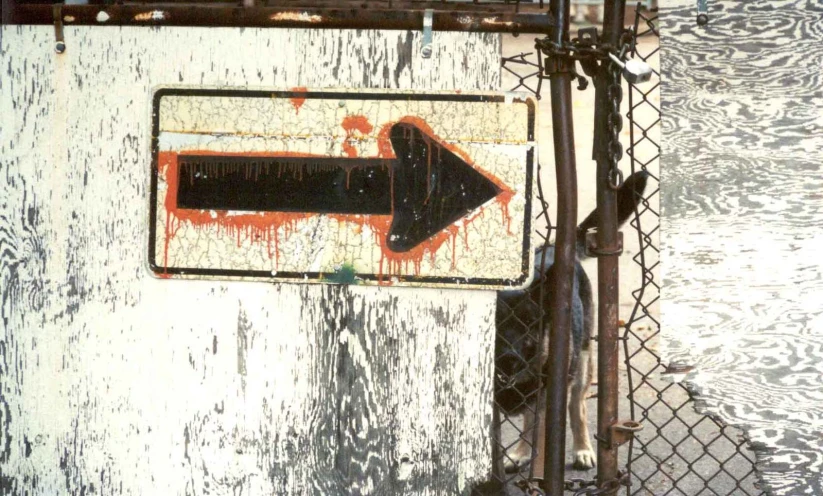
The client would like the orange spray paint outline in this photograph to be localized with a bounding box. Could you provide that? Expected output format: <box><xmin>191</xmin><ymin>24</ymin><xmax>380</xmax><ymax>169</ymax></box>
<box><xmin>157</xmin><ymin>116</ymin><xmax>517</xmax><ymax>282</ymax></box>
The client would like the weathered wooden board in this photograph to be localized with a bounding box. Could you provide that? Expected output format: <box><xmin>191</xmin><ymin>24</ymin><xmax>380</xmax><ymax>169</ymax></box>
<box><xmin>0</xmin><ymin>25</ymin><xmax>502</xmax><ymax>495</ymax></box>
<box><xmin>660</xmin><ymin>2</ymin><xmax>823</xmax><ymax>494</ymax></box>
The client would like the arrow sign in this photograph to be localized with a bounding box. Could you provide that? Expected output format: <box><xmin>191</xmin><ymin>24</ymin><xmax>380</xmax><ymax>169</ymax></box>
<box><xmin>176</xmin><ymin>122</ymin><xmax>500</xmax><ymax>253</ymax></box>
<box><xmin>150</xmin><ymin>88</ymin><xmax>535</xmax><ymax>289</ymax></box>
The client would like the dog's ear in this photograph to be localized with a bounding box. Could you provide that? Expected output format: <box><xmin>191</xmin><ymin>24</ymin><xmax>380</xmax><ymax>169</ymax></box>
<box><xmin>576</xmin><ymin>170</ymin><xmax>650</xmax><ymax>252</ymax></box>
<box><xmin>616</xmin><ymin>170</ymin><xmax>649</xmax><ymax>225</ymax></box>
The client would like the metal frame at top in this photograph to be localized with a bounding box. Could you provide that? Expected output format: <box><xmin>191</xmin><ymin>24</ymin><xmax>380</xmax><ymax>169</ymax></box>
<box><xmin>2</xmin><ymin>0</ymin><xmax>552</xmax><ymax>32</ymax></box>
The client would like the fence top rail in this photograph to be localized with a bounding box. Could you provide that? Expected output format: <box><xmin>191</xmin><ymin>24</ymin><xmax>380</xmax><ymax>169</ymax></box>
<box><xmin>3</xmin><ymin>0</ymin><xmax>551</xmax><ymax>33</ymax></box>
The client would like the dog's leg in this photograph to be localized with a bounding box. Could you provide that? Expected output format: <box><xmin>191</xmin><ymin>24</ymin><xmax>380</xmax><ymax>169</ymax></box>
<box><xmin>569</xmin><ymin>348</ymin><xmax>596</xmax><ymax>470</ymax></box>
<box><xmin>503</xmin><ymin>406</ymin><xmax>537</xmax><ymax>472</ymax></box>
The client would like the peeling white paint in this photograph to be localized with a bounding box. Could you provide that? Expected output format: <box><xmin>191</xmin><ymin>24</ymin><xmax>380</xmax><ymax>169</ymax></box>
<box><xmin>0</xmin><ymin>25</ymin><xmax>503</xmax><ymax>496</ymax></box>
<box><xmin>133</xmin><ymin>10</ymin><xmax>166</xmax><ymax>21</ymax></box>
<box><xmin>270</xmin><ymin>11</ymin><xmax>322</xmax><ymax>23</ymax></box>
<box><xmin>482</xmin><ymin>17</ymin><xmax>514</xmax><ymax>27</ymax></box>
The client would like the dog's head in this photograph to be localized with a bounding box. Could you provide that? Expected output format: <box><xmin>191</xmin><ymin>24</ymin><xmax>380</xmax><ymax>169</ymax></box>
<box><xmin>494</xmin><ymin>290</ymin><xmax>545</xmax><ymax>412</ymax></box>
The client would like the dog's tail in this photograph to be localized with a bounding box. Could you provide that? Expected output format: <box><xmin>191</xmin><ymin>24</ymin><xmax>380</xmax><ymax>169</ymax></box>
<box><xmin>575</xmin><ymin>170</ymin><xmax>649</xmax><ymax>259</ymax></box>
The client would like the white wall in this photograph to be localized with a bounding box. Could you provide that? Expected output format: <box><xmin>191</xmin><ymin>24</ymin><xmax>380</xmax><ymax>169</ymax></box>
<box><xmin>0</xmin><ymin>25</ymin><xmax>502</xmax><ymax>495</ymax></box>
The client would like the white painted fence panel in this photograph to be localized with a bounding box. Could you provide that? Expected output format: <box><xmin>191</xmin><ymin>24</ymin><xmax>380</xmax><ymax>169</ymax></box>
<box><xmin>0</xmin><ymin>25</ymin><xmax>502</xmax><ymax>495</ymax></box>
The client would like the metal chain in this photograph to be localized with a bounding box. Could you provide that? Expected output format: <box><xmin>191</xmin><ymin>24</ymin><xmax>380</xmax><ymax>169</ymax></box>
<box><xmin>604</xmin><ymin>30</ymin><xmax>637</xmax><ymax>190</ymax></box>
<box><xmin>515</xmin><ymin>472</ymin><xmax>630</xmax><ymax>496</ymax></box>
<box><xmin>606</xmin><ymin>52</ymin><xmax>624</xmax><ymax>190</ymax></box>
<box><xmin>515</xmin><ymin>479</ymin><xmax>546</xmax><ymax>496</ymax></box>
<box><xmin>538</xmin><ymin>31</ymin><xmax>628</xmax><ymax>192</ymax></box>
<box><xmin>565</xmin><ymin>472</ymin><xmax>631</xmax><ymax>496</ymax></box>
<box><xmin>564</xmin><ymin>478</ymin><xmax>596</xmax><ymax>492</ymax></box>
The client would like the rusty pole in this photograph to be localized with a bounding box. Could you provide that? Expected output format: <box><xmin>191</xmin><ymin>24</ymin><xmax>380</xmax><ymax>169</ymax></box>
<box><xmin>594</xmin><ymin>0</ymin><xmax>627</xmax><ymax>494</ymax></box>
<box><xmin>543</xmin><ymin>0</ymin><xmax>578</xmax><ymax>494</ymax></box>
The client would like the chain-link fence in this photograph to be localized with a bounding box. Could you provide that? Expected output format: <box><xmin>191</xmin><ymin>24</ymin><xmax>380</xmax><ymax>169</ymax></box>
<box><xmin>488</xmin><ymin>4</ymin><xmax>765</xmax><ymax>495</ymax></box>
<box><xmin>619</xmin><ymin>7</ymin><xmax>763</xmax><ymax>496</ymax></box>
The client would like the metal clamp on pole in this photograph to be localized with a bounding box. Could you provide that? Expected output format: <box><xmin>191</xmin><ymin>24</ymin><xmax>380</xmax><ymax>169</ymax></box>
<box><xmin>421</xmin><ymin>9</ymin><xmax>434</xmax><ymax>58</ymax></box>
<box><xmin>585</xmin><ymin>231</ymin><xmax>623</xmax><ymax>257</ymax></box>
<box><xmin>696</xmin><ymin>0</ymin><xmax>709</xmax><ymax>25</ymax></box>
<box><xmin>608</xmin><ymin>419</ymin><xmax>643</xmax><ymax>449</ymax></box>
<box><xmin>53</xmin><ymin>3</ymin><xmax>66</xmax><ymax>53</ymax></box>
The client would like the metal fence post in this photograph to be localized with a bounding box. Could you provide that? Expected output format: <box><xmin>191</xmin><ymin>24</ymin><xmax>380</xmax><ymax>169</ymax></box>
<box><xmin>543</xmin><ymin>0</ymin><xmax>578</xmax><ymax>494</ymax></box>
<box><xmin>594</xmin><ymin>0</ymin><xmax>627</xmax><ymax>494</ymax></box>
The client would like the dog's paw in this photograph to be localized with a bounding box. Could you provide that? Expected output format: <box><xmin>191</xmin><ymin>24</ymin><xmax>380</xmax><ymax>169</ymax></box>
<box><xmin>503</xmin><ymin>447</ymin><xmax>532</xmax><ymax>472</ymax></box>
<box><xmin>503</xmin><ymin>456</ymin><xmax>530</xmax><ymax>473</ymax></box>
<box><xmin>572</xmin><ymin>449</ymin><xmax>596</xmax><ymax>470</ymax></box>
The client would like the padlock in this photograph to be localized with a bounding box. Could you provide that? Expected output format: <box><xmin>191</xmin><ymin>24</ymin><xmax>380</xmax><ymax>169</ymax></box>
<box><xmin>607</xmin><ymin>53</ymin><xmax>653</xmax><ymax>85</ymax></box>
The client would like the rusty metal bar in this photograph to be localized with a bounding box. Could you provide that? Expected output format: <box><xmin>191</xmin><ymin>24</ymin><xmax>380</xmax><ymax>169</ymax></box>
<box><xmin>542</xmin><ymin>0</ymin><xmax>577</xmax><ymax>494</ymax></box>
<box><xmin>594</xmin><ymin>0</ymin><xmax>626</xmax><ymax>495</ymax></box>
<box><xmin>529</xmin><ymin>361</ymin><xmax>548</xmax><ymax>492</ymax></box>
<box><xmin>1</xmin><ymin>0</ymin><xmax>12</xmax><ymax>24</ymax></box>
<box><xmin>3</xmin><ymin>3</ymin><xmax>550</xmax><ymax>32</ymax></box>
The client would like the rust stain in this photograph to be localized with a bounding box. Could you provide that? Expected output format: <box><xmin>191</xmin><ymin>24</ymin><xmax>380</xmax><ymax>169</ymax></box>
<box><xmin>289</xmin><ymin>87</ymin><xmax>308</xmax><ymax>114</ymax></box>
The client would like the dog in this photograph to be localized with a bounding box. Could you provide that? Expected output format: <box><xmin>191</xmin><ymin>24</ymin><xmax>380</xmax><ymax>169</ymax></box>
<box><xmin>494</xmin><ymin>170</ymin><xmax>649</xmax><ymax>471</ymax></box>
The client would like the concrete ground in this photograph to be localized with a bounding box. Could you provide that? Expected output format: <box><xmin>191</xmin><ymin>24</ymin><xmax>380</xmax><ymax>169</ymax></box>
<box><xmin>496</xmin><ymin>13</ymin><xmax>761</xmax><ymax>495</ymax></box>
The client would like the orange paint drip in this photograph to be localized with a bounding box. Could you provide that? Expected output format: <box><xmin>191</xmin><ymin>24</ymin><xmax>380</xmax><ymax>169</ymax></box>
<box><xmin>446</xmin><ymin>224</ymin><xmax>460</xmax><ymax>269</ymax></box>
<box><xmin>496</xmin><ymin>190</ymin><xmax>515</xmax><ymax>235</ymax></box>
<box><xmin>375</xmin><ymin>221</ymin><xmax>467</xmax><ymax>284</ymax></box>
<box><xmin>289</xmin><ymin>87</ymin><xmax>308</xmax><ymax>114</ymax></box>
<box><xmin>462</xmin><ymin>206</ymin><xmax>486</xmax><ymax>250</ymax></box>
<box><xmin>323</xmin><ymin>212</ymin><xmax>478</xmax><ymax>284</ymax></box>
<box><xmin>159</xmin><ymin>151</ymin><xmax>315</xmax><ymax>271</ymax></box>
<box><xmin>341</xmin><ymin>115</ymin><xmax>374</xmax><ymax>158</ymax></box>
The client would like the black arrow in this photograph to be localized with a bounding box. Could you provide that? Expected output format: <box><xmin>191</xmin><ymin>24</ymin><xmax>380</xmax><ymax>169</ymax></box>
<box><xmin>175</xmin><ymin>122</ymin><xmax>501</xmax><ymax>252</ymax></box>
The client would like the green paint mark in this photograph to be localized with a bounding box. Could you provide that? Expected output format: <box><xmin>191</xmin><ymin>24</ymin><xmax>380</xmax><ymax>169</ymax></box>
<box><xmin>324</xmin><ymin>263</ymin><xmax>359</xmax><ymax>285</ymax></box>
